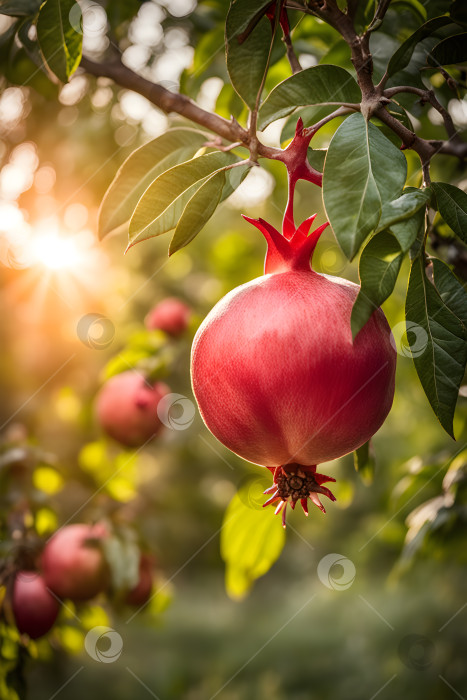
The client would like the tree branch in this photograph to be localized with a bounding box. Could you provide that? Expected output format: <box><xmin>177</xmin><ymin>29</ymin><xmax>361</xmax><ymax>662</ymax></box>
<box><xmin>79</xmin><ymin>55</ymin><xmax>282</xmax><ymax>160</ymax></box>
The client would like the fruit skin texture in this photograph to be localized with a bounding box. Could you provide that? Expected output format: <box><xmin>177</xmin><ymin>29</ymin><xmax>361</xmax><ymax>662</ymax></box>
<box><xmin>191</xmin><ymin>216</ymin><xmax>396</xmax><ymax>473</ymax></box>
<box><xmin>145</xmin><ymin>298</ymin><xmax>190</xmax><ymax>336</ymax></box>
<box><xmin>125</xmin><ymin>554</ymin><xmax>154</xmax><ymax>606</ymax></box>
<box><xmin>96</xmin><ymin>371</ymin><xmax>170</xmax><ymax>448</ymax></box>
<box><xmin>41</xmin><ymin>524</ymin><xmax>110</xmax><ymax>602</ymax></box>
<box><xmin>12</xmin><ymin>572</ymin><xmax>60</xmax><ymax>639</ymax></box>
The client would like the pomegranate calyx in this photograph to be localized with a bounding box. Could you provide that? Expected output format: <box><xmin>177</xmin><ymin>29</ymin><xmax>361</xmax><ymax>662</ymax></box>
<box><xmin>264</xmin><ymin>464</ymin><xmax>336</xmax><ymax>527</ymax></box>
<box><xmin>243</xmin><ymin>215</ymin><xmax>328</xmax><ymax>274</ymax></box>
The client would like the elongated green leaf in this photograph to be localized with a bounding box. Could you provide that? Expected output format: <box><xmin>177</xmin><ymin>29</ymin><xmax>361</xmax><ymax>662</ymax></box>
<box><xmin>390</xmin><ymin>206</ymin><xmax>425</xmax><ymax>253</ymax></box>
<box><xmin>169</xmin><ymin>163</ymin><xmax>252</xmax><ymax>255</ymax></box>
<box><xmin>431</xmin><ymin>258</ymin><xmax>467</xmax><ymax>327</ymax></box>
<box><xmin>129</xmin><ymin>152</ymin><xmax>239</xmax><ymax>246</ymax></box>
<box><xmin>351</xmin><ymin>230</ymin><xmax>404</xmax><ymax>337</ymax></box>
<box><xmin>376</xmin><ymin>188</ymin><xmax>430</xmax><ymax>233</ymax></box>
<box><xmin>169</xmin><ymin>171</ymin><xmax>226</xmax><ymax>255</ymax></box>
<box><xmin>353</xmin><ymin>440</ymin><xmax>375</xmax><ymax>485</ymax></box>
<box><xmin>221</xmin><ymin>480</ymin><xmax>286</xmax><ymax>600</ymax></box>
<box><xmin>392</xmin><ymin>0</ymin><xmax>427</xmax><ymax>22</ymax></box>
<box><xmin>323</xmin><ymin>113</ymin><xmax>407</xmax><ymax>259</ymax></box>
<box><xmin>431</xmin><ymin>182</ymin><xmax>467</xmax><ymax>243</ymax></box>
<box><xmin>98</xmin><ymin>128</ymin><xmax>208</xmax><ymax>239</ymax></box>
<box><xmin>387</xmin><ymin>16</ymin><xmax>453</xmax><ymax>77</ymax></box>
<box><xmin>405</xmin><ymin>255</ymin><xmax>467</xmax><ymax>438</ymax></box>
<box><xmin>226</xmin><ymin>0</ymin><xmax>271</xmax><ymax>110</ymax></box>
<box><xmin>0</xmin><ymin>0</ymin><xmax>40</xmax><ymax>16</ymax></box>
<box><xmin>37</xmin><ymin>0</ymin><xmax>82</xmax><ymax>83</ymax></box>
<box><xmin>428</xmin><ymin>33</ymin><xmax>467</xmax><ymax>66</ymax></box>
<box><xmin>258</xmin><ymin>65</ymin><xmax>361</xmax><ymax>130</ymax></box>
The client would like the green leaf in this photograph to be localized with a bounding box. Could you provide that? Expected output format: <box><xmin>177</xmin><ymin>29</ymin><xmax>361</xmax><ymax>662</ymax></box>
<box><xmin>129</xmin><ymin>151</ymin><xmax>239</xmax><ymax>247</ymax></box>
<box><xmin>392</xmin><ymin>0</ymin><xmax>427</xmax><ymax>22</ymax></box>
<box><xmin>390</xmin><ymin>206</ymin><xmax>425</xmax><ymax>253</ymax></box>
<box><xmin>353</xmin><ymin>441</ymin><xmax>375</xmax><ymax>485</ymax></box>
<box><xmin>0</xmin><ymin>0</ymin><xmax>40</xmax><ymax>16</ymax></box>
<box><xmin>431</xmin><ymin>182</ymin><xmax>467</xmax><ymax>244</ymax></box>
<box><xmin>351</xmin><ymin>230</ymin><xmax>404</xmax><ymax>337</ymax></box>
<box><xmin>169</xmin><ymin>171</ymin><xmax>226</xmax><ymax>255</ymax></box>
<box><xmin>431</xmin><ymin>258</ymin><xmax>467</xmax><ymax>327</ymax></box>
<box><xmin>258</xmin><ymin>65</ymin><xmax>361</xmax><ymax>130</ymax></box>
<box><xmin>323</xmin><ymin>113</ymin><xmax>407</xmax><ymax>260</ymax></box>
<box><xmin>225</xmin><ymin>0</ymin><xmax>272</xmax><ymax>110</ymax></box>
<box><xmin>36</xmin><ymin>0</ymin><xmax>82</xmax><ymax>83</ymax></box>
<box><xmin>428</xmin><ymin>33</ymin><xmax>467</xmax><ymax>65</ymax></box>
<box><xmin>405</xmin><ymin>255</ymin><xmax>467</xmax><ymax>438</ymax></box>
<box><xmin>221</xmin><ymin>480</ymin><xmax>286</xmax><ymax>600</ymax></box>
<box><xmin>387</xmin><ymin>16</ymin><xmax>453</xmax><ymax>77</ymax></box>
<box><xmin>376</xmin><ymin>188</ymin><xmax>430</xmax><ymax>233</ymax></box>
<box><xmin>169</xmin><ymin>163</ymin><xmax>251</xmax><ymax>255</ymax></box>
<box><xmin>98</xmin><ymin>128</ymin><xmax>208</xmax><ymax>239</ymax></box>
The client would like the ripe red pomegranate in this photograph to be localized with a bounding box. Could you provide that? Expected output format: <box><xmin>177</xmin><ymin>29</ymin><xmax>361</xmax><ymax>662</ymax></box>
<box><xmin>145</xmin><ymin>298</ymin><xmax>191</xmax><ymax>336</ymax></box>
<box><xmin>41</xmin><ymin>524</ymin><xmax>110</xmax><ymax>601</ymax></box>
<box><xmin>191</xmin><ymin>215</ymin><xmax>396</xmax><ymax>524</ymax></box>
<box><xmin>125</xmin><ymin>554</ymin><xmax>154</xmax><ymax>606</ymax></box>
<box><xmin>12</xmin><ymin>571</ymin><xmax>60</xmax><ymax>639</ymax></box>
<box><xmin>95</xmin><ymin>371</ymin><xmax>170</xmax><ymax>447</ymax></box>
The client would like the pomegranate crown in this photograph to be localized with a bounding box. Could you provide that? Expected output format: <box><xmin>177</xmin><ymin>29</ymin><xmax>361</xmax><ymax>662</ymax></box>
<box><xmin>242</xmin><ymin>214</ymin><xmax>329</xmax><ymax>275</ymax></box>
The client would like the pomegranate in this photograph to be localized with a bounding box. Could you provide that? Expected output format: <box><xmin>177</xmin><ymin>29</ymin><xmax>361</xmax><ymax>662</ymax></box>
<box><xmin>125</xmin><ymin>554</ymin><xmax>154</xmax><ymax>606</ymax></box>
<box><xmin>145</xmin><ymin>298</ymin><xmax>191</xmax><ymax>336</ymax></box>
<box><xmin>41</xmin><ymin>524</ymin><xmax>110</xmax><ymax>601</ymax></box>
<box><xmin>12</xmin><ymin>571</ymin><xmax>60</xmax><ymax>639</ymax></box>
<box><xmin>96</xmin><ymin>371</ymin><xmax>170</xmax><ymax>447</ymax></box>
<box><xmin>191</xmin><ymin>215</ymin><xmax>396</xmax><ymax>525</ymax></box>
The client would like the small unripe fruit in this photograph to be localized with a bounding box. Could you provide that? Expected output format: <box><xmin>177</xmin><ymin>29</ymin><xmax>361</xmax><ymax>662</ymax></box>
<box><xmin>41</xmin><ymin>524</ymin><xmax>109</xmax><ymax>601</ymax></box>
<box><xmin>12</xmin><ymin>572</ymin><xmax>59</xmax><ymax>639</ymax></box>
<box><xmin>145</xmin><ymin>298</ymin><xmax>190</xmax><ymax>336</ymax></box>
<box><xmin>95</xmin><ymin>371</ymin><xmax>169</xmax><ymax>447</ymax></box>
<box><xmin>125</xmin><ymin>554</ymin><xmax>153</xmax><ymax>607</ymax></box>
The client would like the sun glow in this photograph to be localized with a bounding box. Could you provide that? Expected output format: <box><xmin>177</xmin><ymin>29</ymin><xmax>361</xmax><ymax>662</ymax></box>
<box><xmin>31</xmin><ymin>232</ymin><xmax>80</xmax><ymax>270</ymax></box>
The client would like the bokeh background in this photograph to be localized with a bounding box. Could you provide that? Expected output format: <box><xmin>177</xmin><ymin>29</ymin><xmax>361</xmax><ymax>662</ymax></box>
<box><xmin>0</xmin><ymin>0</ymin><xmax>466</xmax><ymax>698</ymax></box>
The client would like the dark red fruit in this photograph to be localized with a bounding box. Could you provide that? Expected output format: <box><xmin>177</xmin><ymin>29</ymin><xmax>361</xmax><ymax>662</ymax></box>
<box><xmin>191</xmin><ymin>214</ymin><xmax>396</xmax><ymax>525</ymax></box>
<box><xmin>125</xmin><ymin>554</ymin><xmax>154</xmax><ymax>607</ymax></box>
<box><xmin>145</xmin><ymin>298</ymin><xmax>190</xmax><ymax>336</ymax></box>
<box><xmin>12</xmin><ymin>571</ymin><xmax>59</xmax><ymax>639</ymax></box>
<box><xmin>95</xmin><ymin>371</ymin><xmax>169</xmax><ymax>447</ymax></box>
<box><xmin>41</xmin><ymin>524</ymin><xmax>109</xmax><ymax>601</ymax></box>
